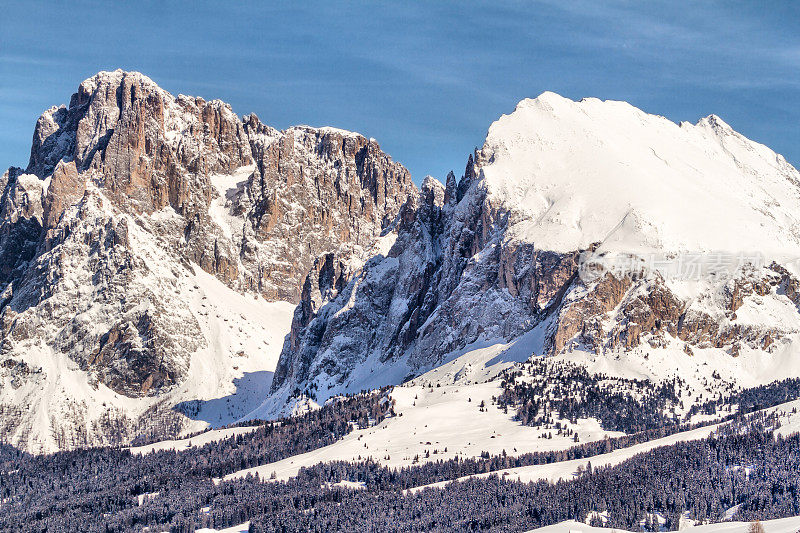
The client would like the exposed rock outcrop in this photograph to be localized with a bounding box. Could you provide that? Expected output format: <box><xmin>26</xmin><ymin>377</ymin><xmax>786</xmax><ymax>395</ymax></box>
<box><xmin>0</xmin><ymin>70</ymin><xmax>416</xmax><ymax>451</ymax></box>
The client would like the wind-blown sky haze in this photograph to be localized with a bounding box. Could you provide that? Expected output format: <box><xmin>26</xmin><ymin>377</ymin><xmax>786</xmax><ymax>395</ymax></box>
<box><xmin>2</xmin><ymin>1</ymin><xmax>799</xmax><ymax>182</ymax></box>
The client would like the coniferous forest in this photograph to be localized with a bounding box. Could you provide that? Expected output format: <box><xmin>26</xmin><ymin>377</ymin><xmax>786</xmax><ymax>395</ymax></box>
<box><xmin>0</xmin><ymin>380</ymin><xmax>799</xmax><ymax>532</ymax></box>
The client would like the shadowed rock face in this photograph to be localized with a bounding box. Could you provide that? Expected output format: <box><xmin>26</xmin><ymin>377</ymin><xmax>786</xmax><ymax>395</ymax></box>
<box><xmin>0</xmin><ymin>70</ymin><xmax>417</xmax><ymax>409</ymax></box>
<box><xmin>0</xmin><ymin>169</ymin><xmax>43</xmax><ymax>294</ymax></box>
<box><xmin>269</xmin><ymin>154</ymin><xmax>591</xmax><ymax>397</ymax></box>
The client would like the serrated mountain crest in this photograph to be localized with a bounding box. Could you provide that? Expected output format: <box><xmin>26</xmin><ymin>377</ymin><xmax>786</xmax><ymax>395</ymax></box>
<box><xmin>0</xmin><ymin>70</ymin><xmax>417</xmax><ymax>451</ymax></box>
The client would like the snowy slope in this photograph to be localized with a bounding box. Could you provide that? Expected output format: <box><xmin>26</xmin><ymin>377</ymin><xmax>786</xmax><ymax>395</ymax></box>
<box><xmin>225</xmin><ymin>378</ymin><xmax>622</xmax><ymax>483</ymax></box>
<box><xmin>175</xmin><ymin>267</ymin><xmax>295</xmax><ymax>427</ymax></box>
<box><xmin>407</xmin><ymin>399</ymin><xmax>800</xmax><ymax>492</ymax></box>
<box><xmin>528</xmin><ymin>516</ymin><xmax>800</xmax><ymax>533</ymax></box>
<box><xmin>483</xmin><ymin>93</ymin><xmax>800</xmax><ymax>257</ymax></box>
<box><xmin>559</xmin><ymin>336</ymin><xmax>800</xmax><ymax>392</ymax></box>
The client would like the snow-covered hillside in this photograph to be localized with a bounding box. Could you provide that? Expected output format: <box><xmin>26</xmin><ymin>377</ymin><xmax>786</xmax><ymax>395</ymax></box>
<box><xmin>226</xmin><ymin>378</ymin><xmax>622</xmax><ymax>483</ymax></box>
<box><xmin>483</xmin><ymin>92</ymin><xmax>800</xmax><ymax>256</ymax></box>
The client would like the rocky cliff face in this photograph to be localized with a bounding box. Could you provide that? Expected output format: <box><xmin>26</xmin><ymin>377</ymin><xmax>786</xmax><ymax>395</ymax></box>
<box><xmin>0</xmin><ymin>70</ymin><xmax>416</xmax><ymax>451</ymax></box>
<box><xmin>241</xmin><ymin>120</ymin><xmax>415</xmax><ymax>300</ymax></box>
<box><xmin>270</xmin><ymin>93</ymin><xmax>800</xmax><ymax>409</ymax></box>
<box><xmin>21</xmin><ymin>70</ymin><xmax>415</xmax><ymax>301</ymax></box>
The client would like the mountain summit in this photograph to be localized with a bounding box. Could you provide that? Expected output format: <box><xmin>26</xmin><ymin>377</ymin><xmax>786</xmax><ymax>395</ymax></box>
<box><xmin>0</xmin><ymin>70</ymin><xmax>416</xmax><ymax>451</ymax></box>
<box><xmin>481</xmin><ymin>92</ymin><xmax>800</xmax><ymax>255</ymax></box>
<box><xmin>267</xmin><ymin>91</ymin><xmax>800</xmax><ymax>414</ymax></box>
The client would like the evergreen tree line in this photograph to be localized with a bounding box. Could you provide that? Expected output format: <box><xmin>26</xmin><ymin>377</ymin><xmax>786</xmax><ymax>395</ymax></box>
<box><xmin>0</xmin><ymin>389</ymin><xmax>394</xmax><ymax>531</ymax></box>
<box><xmin>496</xmin><ymin>359</ymin><xmax>800</xmax><ymax>433</ymax></box>
<box><xmin>0</xmin><ymin>394</ymin><xmax>796</xmax><ymax>531</ymax></box>
<box><xmin>248</xmin><ymin>425</ymin><xmax>800</xmax><ymax>532</ymax></box>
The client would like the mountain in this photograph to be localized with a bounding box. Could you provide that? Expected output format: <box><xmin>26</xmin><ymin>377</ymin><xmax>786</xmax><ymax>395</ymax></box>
<box><xmin>4</xmin><ymin>72</ymin><xmax>800</xmax><ymax>453</ymax></box>
<box><xmin>267</xmin><ymin>91</ymin><xmax>800</xmax><ymax>413</ymax></box>
<box><xmin>4</xmin><ymin>74</ymin><xmax>800</xmax><ymax>531</ymax></box>
<box><xmin>0</xmin><ymin>70</ymin><xmax>416</xmax><ymax>451</ymax></box>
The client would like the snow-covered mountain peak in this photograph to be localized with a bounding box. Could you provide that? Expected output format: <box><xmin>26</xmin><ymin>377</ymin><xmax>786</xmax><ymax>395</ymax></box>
<box><xmin>268</xmin><ymin>91</ymin><xmax>800</xmax><ymax>412</ymax></box>
<box><xmin>421</xmin><ymin>175</ymin><xmax>444</xmax><ymax>191</ymax></box>
<box><xmin>697</xmin><ymin>113</ymin><xmax>732</xmax><ymax>130</ymax></box>
<box><xmin>478</xmin><ymin>92</ymin><xmax>800</xmax><ymax>257</ymax></box>
<box><xmin>513</xmin><ymin>91</ymin><xmax>644</xmax><ymax>118</ymax></box>
<box><xmin>77</xmin><ymin>69</ymin><xmax>160</xmax><ymax>94</ymax></box>
<box><xmin>0</xmin><ymin>70</ymin><xmax>418</xmax><ymax>451</ymax></box>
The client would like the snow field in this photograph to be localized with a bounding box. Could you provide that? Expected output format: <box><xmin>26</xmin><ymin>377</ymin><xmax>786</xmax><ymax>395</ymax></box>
<box><xmin>406</xmin><ymin>399</ymin><xmax>800</xmax><ymax>493</ymax></box>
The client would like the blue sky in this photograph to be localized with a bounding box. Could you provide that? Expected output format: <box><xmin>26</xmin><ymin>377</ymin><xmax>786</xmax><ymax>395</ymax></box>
<box><xmin>1</xmin><ymin>1</ymin><xmax>799</xmax><ymax>182</ymax></box>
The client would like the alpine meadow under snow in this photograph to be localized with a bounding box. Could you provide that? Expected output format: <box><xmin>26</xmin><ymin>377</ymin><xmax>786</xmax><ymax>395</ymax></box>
<box><xmin>2</xmin><ymin>70</ymin><xmax>800</xmax><ymax>532</ymax></box>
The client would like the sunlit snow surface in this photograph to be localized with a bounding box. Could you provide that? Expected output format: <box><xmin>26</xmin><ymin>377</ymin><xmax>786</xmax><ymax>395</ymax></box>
<box><xmin>481</xmin><ymin>92</ymin><xmax>800</xmax><ymax>258</ymax></box>
<box><xmin>176</xmin><ymin>268</ymin><xmax>294</xmax><ymax>427</ymax></box>
<box><xmin>222</xmin><ymin>321</ymin><xmax>800</xmax><ymax>485</ymax></box>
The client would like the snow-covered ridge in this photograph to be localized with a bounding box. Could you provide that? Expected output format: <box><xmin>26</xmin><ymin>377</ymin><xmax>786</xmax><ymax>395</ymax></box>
<box><xmin>480</xmin><ymin>91</ymin><xmax>800</xmax><ymax>257</ymax></box>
